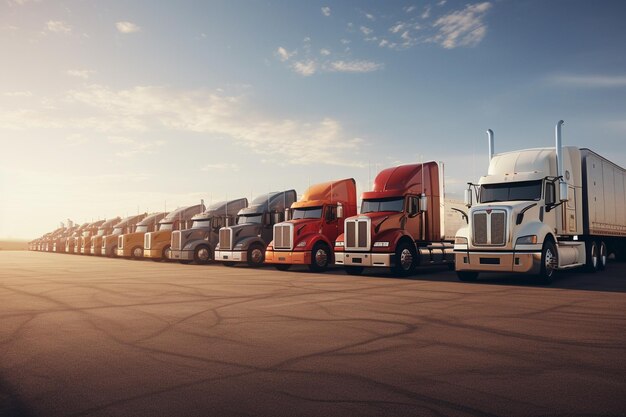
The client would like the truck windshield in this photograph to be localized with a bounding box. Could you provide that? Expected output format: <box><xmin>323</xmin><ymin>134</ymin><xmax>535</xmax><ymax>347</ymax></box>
<box><xmin>135</xmin><ymin>225</ymin><xmax>149</xmax><ymax>233</ymax></box>
<box><xmin>238</xmin><ymin>214</ymin><xmax>262</xmax><ymax>224</ymax></box>
<box><xmin>97</xmin><ymin>229</ymin><xmax>106</xmax><ymax>236</ymax></box>
<box><xmin>82</xmin><ymin>231</ymin><xmax>90</xmax><ymax>237</ymax></box>
<box><xmin>159</xmin><ymin>223</ymin><xmax>173</xmax><ymax>231</ymax></box>
<box><xmin>292</xmin><ymin>207</ymin><xmax>322</xmax><ymax>219</ymax></box>
<box><xmin>112</xmin><ymin>228</ymin><xmax>123</xmax><ymax>235</ymax></box>
<box><xmin>192</xmin><ymin>219</ymin><xmax>211</xmax><ymax>228</ymax></box>
<box><xmin>480</xmin><ymin>180</ymin><xmax>542</xmax><ymax>203</ymax></box>
<box><xmin>361</xmin><ymin>197</ymin><xmax>404</xmax><ymax>213</ymax></box>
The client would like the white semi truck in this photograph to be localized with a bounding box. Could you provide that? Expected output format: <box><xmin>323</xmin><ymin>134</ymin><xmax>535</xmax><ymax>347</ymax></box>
<box><xmin>454</xmin><ymin>120</ymin><xmax>626</xmax><ymax>283</ymax></box>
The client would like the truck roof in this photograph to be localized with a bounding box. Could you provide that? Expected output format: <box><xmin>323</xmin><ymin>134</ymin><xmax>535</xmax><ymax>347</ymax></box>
<box><xmin>98</xmin><ymin>217</ymin><xmax>122</xmax><ymax>229</ymax></box>
<box><xmin>112</xmin><ymin>213</ymin><xmax>148</xmax><ymax>229</ymax></box>
<box><xmin>362</xmin><ymin>162</ymin><xmax>439</xmax><ymax>200</ymax></box>
<box><xmin>160</xmin><ymin>204</ymin><xmax>205</xmax><ymax>224</ymax></box>
<box><xmin>87</xmin><ymin>220</ymin><xmax>106</xmax><ymax>229</ymax></box>
<box><xmin>137</xmin><ymin>212</ymin><xmax>168</xmax><ymax>226</ymax></box>
<box><xmin>192</xmin><ymin>198</ymin><xmax>248</xmax><ymax>220</ymax></box>
<box><xmin>239</xmin><ymin>190</ymin><xmax>297</xmax><ymax>215</ymax></box>
<box><xmin>292</xmin><ymin>178</ymin><xmax>356</xmax><ymax>209</ymax></box>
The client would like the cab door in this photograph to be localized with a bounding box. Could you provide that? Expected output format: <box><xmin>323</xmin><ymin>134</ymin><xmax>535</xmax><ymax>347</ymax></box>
<box><xmin>321</xmin><ymin>205</ymin><xmax>339</xmax><ymax>241</ymax></box>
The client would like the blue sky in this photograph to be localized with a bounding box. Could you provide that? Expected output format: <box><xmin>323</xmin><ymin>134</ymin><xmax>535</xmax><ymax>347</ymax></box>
<box><xmin>1</xmin><ymin>0</ymin><xmax>625</xmax><ymax>239</ymax></box>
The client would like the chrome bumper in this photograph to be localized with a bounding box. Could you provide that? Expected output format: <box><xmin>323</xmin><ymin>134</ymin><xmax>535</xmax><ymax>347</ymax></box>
<box><xmin>454</xmin><ymin>250</ymin><xmax>542</xmax><ymax>274</ymax></box>
<box><xmin>169</xmin><ymin>250</ymin><xmax>193</xmax><ymax>261</ymax></box>
<box><xmin>335</xmin><ymin>252</ymin><xmax>392</xmax><ymax>267</ymax></box>
<box><xmin>215</xmin><ymin>250</ymin><xmax>246</xmax><ymax>262</ymax></box>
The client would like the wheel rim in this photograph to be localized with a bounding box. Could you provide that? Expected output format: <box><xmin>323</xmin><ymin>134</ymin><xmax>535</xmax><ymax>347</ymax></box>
<box><xmin>133</xmin><ymin>247</ymin><xmax>143</xmax><ymax>258</ymax></box>
<box><xmin>545</xmin><ymin>248</ymin><xmax>556</xmax><ymax>277</ymax></box>
<box><xmin>400</xmin><ymin>248</ymin><xmax>413</xmax><ymax>270</ymax></box>
<box><xmin>600</xmin><ymin>243</ymin><xmax>607</xmax><ymax>266</ymax></box>
<box><xmin>314</xmin><ymin>248</ymin><xmax>328</xmax><ymax>267</ymax></box>
<box><xmin>591</xmin><ymin>244</ymin><xmax>598</xmax><ymax>268</ymax></box>
<box><xmin>251</xmin><ymin>248</ymin><xmax>263</xmax><ymax>264</ymax></box>
<box><xmin>198</xmin><ymin>247</ymin><xmax>210</xmax><ymax>261</ymax></box>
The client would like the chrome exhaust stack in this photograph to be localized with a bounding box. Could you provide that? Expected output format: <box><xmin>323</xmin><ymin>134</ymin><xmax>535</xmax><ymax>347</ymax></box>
<box><xmin>555</xmin><ymin>120</ymin><xmax>569</xmax><ymax>202</ymax></box>
<box><xmin>487</xmin><ymin>129</ymin><xmax>494</xmax><ymax>161</ymax></box>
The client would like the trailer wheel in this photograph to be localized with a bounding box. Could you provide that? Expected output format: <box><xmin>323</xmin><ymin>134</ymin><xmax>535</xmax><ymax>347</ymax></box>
<box><xmin>275</xmin><ymin>264</ymin><xmax>291</xmax><ymax>271</ymax></box>
<box><xmin>391</xmin><ymin>241</ymin><xmax>416</xmax><ymax>276</ymax></box>
<box><xmin>345</xmin><ymin>266</ymin><xmax>364</xmax><ymax>276</ymax></box>
<box><xmin>538</xmin><ymin>241</ymin><xmax>558</xmax><ymax>284</ymax></box>
<box><xmin>309</xmin><ymin>242</ymin><xmax>330</xmax><ymax>272</ymax></box>
<box><xmin>598</xmin><ymin>241</ymin><xmax>607</xmax><ymax>271</ymax></box>
<box><xmin>194</xmin><ymin>244</ymin><xmax>212</xmax><ymax>265</ymax></box>
<box><xmin>457</xmin><ymin>271</ymin><xmax>478</xmax><ymax>282</ymax></box>
<box><xmin>247</xmin><ymin>244</ymin><xmax>265</xmax><ymax>267</ymax></box>
<box><xmin>585</xmin><ymin>241</ymin><xmax>599</xmax><ymax>272</ymax></box>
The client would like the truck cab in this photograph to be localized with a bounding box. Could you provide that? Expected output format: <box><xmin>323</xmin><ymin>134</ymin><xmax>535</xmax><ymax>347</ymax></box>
<box><xmin>66</xmin><ymin>223</ymin><xmax>89</xmax><ymax>253</ymax></box>
<box><xmin>215</xmin><ymin>190</ymin><xmax>297</xmax><ymax>267</ymax></box>
<box><xmin>143</xmin><ymin>204</ymin><xmax>205</xmax><ymax>261</ymax></box>
<box><xmin>90</xmin><ymin>217</ymin><xmax>122</xmax><ymax>255</ymax></box>
<box><xmin>169</xmin><ymin>198</ymin><xmax>248</xmax><ymax>264</ymax></box>
<box><xmin>79</xmin><ymin>220</ymin><xmax>106</xmax><ymax>254</ymax></box>
<box><xmin>100</xmin><ymin>213</ymin><xmax>148</xmax><ymax>257</ymax></box>
<box><xmin>116</xmin><ymin>212</ymin><xmax>168</xmax><ymax>259</ymax></box>
<box><xmin>266</xmin><ymin>179</ymin><xmax>357</xmax><ymax>272</ymax></box>
<box><xmin>336</xmin><ymin>162</ymin><xmax>464</xmax><ymax>276</ymax></box>
<box><xmin>54</xmin><ymin>223</ymin><xmax>78</xmax><ymax>252</ymax></box>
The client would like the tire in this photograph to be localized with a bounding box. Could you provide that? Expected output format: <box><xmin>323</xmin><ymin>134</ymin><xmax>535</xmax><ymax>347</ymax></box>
<box><xmin>193</xmin><ymin>244</ymin><xmax>212</xmax><ymax>265</ymax></box>
<box><xmin>246</xmin><ymin>244</ymin><xmax>265</xmax><ymax>267</ymax></box>
<box><xmin>162</xmin><ymin>245</ymin><xmax>172</xmax><ymax>261</ymax></box>
<box><xmin>109</xmin><ymin>245</ymin><xmax>118</xmax><ymax>258</ymax></box>
<box><xmin>598</xmin><ymin>241</ymin><xmax>607</xmax><ymax>271</ymax></box>
<box><xmin>345</xmin><ymin>266</ymin><xmax>364</xmax><ymax>276</ymax></box>
<box><xmin>457</xmin><ymin>271</ymin><xmax>478</xmax><ymax>282</ymax></box>
<box><xmin>275</xmin><ymin>264</ymin><xmax>291</xmax><ymax>271</ymax></box>
<box><xmin>538</xmin><ymin>241</ymin><xmax>558</xmax><ymax>285</ymax></box>
<box><xmin>131</xmin><ymin>246</ymin><xmax>143</xmax><ymax>260</ymax></box>
<box><xmin>585</xmin><ymin>241</ymin><xmax>599</xmax><ymax>272</ymax></box>
<box><xmin>391</xmin><ymin>241</ymin><xmax>417</xmax><ymax>276</ymax></box>
<box><xmin>309</xmin><ymin>242</ymin><xmax>330</xmax><ymax>272</ymax></box>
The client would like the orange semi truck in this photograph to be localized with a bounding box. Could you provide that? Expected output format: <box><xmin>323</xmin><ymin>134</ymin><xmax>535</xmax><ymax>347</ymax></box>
<box><xmin>65</xmin><ymin>223</ymin><xmax>89</xmax><ymax>253</ymax></box>
<box><xmin>266</xmin><ymin>179</ymin><xmax>357</xmax><ymax>272</ymax></box>
<box><xmin>335</xmin><ymin>162</ymin><xmax>466</xmax><ymax>276</ymax></box>
<box><xmin>143</xmin><ymin>204</ymin><xmax>205</xmax><ymax>261</ymax></box>
<box><xmin>88</xmin><ymin>217</ymin><xmax>121</xmax><ymax>255</ymax></box>
<box><xmin>116</xmin><ymin>212</ymin><xmax>168</xmax><ymax>259</ymax></box>
<box><xmin>79</xmin><ymin>220</ymin><xmax>106</xmax><ymax>254</ymax></box>
<box><xmin>100</xmin><ymin>213</ymin><xmax>148</xmax><ymax>257</ymax></box>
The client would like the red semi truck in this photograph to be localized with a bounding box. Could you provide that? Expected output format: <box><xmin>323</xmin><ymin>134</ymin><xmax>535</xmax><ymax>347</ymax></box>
<box><xmin>266</xmin><ymin>178</ymin><xmax>357</xmax><ymax>272</ymax></box>
<box><xmin>335</xmin><ymin>162</ymin><xmax>465</xmax><ymax>276</ymax></box>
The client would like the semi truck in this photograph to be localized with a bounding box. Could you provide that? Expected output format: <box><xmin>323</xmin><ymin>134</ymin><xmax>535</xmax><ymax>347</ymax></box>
<box><xmin>116</xmin><ymin>212</ymin><xmax>168</xmax><ymax>259</ymax></box>
<box><xmin>100</xmin><ymin>213</ymin><xmax>148</xmax><ymax>257</ymax></box>
<box><xmin>87</xmin><ymin>217</ymin><xmax>121</xmax><ymax>255</ymax></box>
<box><xmin>143</xmin><ymin>204</ymin><xmax>205</xmax><ymax>261</ymax></box>
<box><xmin>54</xmin><ymin>222</ymin><xmax>77</xmax><ymax>252</ymax></box>
<box><xmin>65</xmin><ymin>223</ymin><xmax>89</xmax><ymax>254</ymax></box>
<box><xmin>79</xmin><ymin>220</ymin><xmax>106</xmax><ymax>254</ymax></box>
<box><xmin>214</xmin><ymin>190</ymin><xmax>297</xmax><ymax>267</ymax></box>
<box><xmin>265</xmin><ymin>179</ymin><xmax>357</xmax><ymax>272</ymax></box>
<box><xmin>454</xmin><ymin>120</ymin><xmax>626</xmax><ymax>283</ymax></box>
<box><xmin>335</xmin><ymin>162</ymin><xmax>466</xmax><ymax>276</ymax></box>
<box><xmin>169</xmin><ymin>198</ymin><xmax>248</xmax><ymax>264</ymax></box>
<box><xmin>44</xmin><ymin>227</ymin><xmax>65</xmax><ymax>252</ymax></box>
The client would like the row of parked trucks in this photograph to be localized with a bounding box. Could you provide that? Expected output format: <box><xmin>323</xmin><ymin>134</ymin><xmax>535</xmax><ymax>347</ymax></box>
<box><xmin>30</xmin><ymin>121</ymin><xmax>626</xmax><ymax>283</ymax></box>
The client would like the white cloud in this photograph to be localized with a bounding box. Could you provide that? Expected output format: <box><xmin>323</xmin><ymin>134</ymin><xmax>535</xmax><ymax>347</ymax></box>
<box><xmin>116</xmin><ymin>21</ymin><xmax>141</xmax><ymax>34</ymax></box>
<box><xmin>389</xmin><ymin>23</ymin><xmax>405</xmax><ymax>34</ymax></box>
<box><xmin>321</xmin><ymin>6</ymin><xmax>331</xmax><ymax>17</ymax></box>
<box><xmin>66</xmin><ymin>69</ymin><xmax>95</xmax><ymax>79</ymax></box>
<box><xmin>201</xmin><ymin>163</ymin><xmax>239</xmax><ymax>172</ymax></box>
<box><xmin>3</xmin><ymin>91</ymin><xmax>33</xmax><ymax>97</ymax></box>
<box><xmin>65</xmin><ymin>133</ymin><xmax>89</xmax><ymax>146</ymax></box>
<box><xmin>430</xmin><ymin>2</ymin><xmax>492</xmax><ymax>49</ymax></box>
<box><xmin>551</xmin><ymin>74</ymin><xmax>626</xmax><ymax>88</ymax></box>
<box><xmin>330</xmin><ymin>60</ymin><xmax>383</xmax><ymax>73</ymax></box>
<box><xmin>320</xmin><ymin>48</ymin><xmax>331</xmax><ymax>56</ymax></box>
<box><xmin>275</xmin><ymin>46</ymin><xmax>295</xmax><ymax>62</ymax></box>
<box><xmin>46</xmin><ymin>20</ymin><xmax>71</xmax><ymax>34</ymax></box>
<box><xmin>108</xmin><ymin>136</ymin><xmax>165</xmax><ymax>158</ymax></box>
<box><xmin>404</xmin><ymin>5</ymin><xmax>416</xmax><ymax>13</ymax></box>
<box><xmin>292</xmin><ymin>60</ymin><xmax>317</xmax><ymax>76</ymax></box>
<box><xmin>422</xmin><ymin>6</ymin><xmax>431</xmax><ymax>19</ymax></box>
<box><xmin>365</xmin><ymin>13</ymin><xmax>375</xmax><ymax>21</ymax></box>
<box><xmin>360</xmin><ymin>26</ymin><xmax>373</xmax><ymax>36</ymax></box>
<box><xmin>340</xmin><ymin>38</ymin><xmax>351</xmax><ymax>45</ymax></box>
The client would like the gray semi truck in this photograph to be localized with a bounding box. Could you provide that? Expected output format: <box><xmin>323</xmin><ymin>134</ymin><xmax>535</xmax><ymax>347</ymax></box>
<box><xmin>215</xmin><ymin>190</ymin><xmax>297</xmax><ymax>267</ymax></box>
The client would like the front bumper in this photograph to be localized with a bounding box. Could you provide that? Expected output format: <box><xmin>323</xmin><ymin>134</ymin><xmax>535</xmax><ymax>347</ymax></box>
<box><xmin>265</xmin><ymin>250</ymin><xmax>310</xmax><ymax>265</ymax></box>
<box><xmin>144</xmin><ymin>249</ymin><xmax>162</xmax><ymax>259</ymax></box>
<box><xmin>454</xmin><ymin>250</ymin><xmax>542</xmax><ymax>274</ymax></box>
<box><xmin>116</xmin><ymin>248</ymin><xmax>129</xmax><ymax>257</ymax></box>
<box><xmin>169</xmin><ymin>249</ymin><xmax>193</xmax><ymax>261</ymax></box>
<box><xmin>215</xmin><ymin>250</ymin><xmax>246</xmax><ymax>263</ymax></box>
<box><xmin>335</xmin><ymin>252</ymin><xmax>392</xmax><ymax>267</ymax></box>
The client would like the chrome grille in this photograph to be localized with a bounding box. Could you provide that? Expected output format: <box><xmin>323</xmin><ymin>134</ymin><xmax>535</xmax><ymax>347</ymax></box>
<box><xmin>490</xmin><ymin>212</ymin><xmax>506</xmax><ymax>245</ymax></box>
<box><xmin>118</xmin><ymin>236</ymin><xmax>124</xmax><ymax>249</ymax></box>
<box><xmin>219</xmin><ymin>228</ymin><xmax>232</xmax><ymax>250</ymax></box>
<box><xmin>472</xmin><ymin>210</ymin><xmax>507</xmax><ymax>246</ymax></box>
<box><xmin>144</xmin><ymin>233</ymin><xmax>151</xmax><ymax>250</ymax></box>
<box><xmin>345</xmin><ymin>218</ymin><xmax>370</xmax><ymax>251</ymax></box>
<box><xmin>273</xmin><ymin>224</ymin><xmax>293</xmax><ymax>250</ymax></box>
<box><xmin>171</xmin><ymin>231</ymin><xmax>182</xmax><ymax>250</ymax></box>
<box><xmin>473</xmin><ymin>213</ymin><xmax>488</xmax><ymax>245</ymax></box>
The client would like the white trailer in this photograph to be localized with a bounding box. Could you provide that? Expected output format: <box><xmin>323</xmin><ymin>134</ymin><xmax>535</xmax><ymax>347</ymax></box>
<box><xmin>454</xmin><ymin>121</ymin><xmax>626</xmax><ymax>283</ymax></box>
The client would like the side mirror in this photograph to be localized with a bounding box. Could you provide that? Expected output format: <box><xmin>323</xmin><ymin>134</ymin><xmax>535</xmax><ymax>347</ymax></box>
<box><xmin>464</xmin><ymin>189</ymin><xmax>473</xmax><ymax>208</ymax></box>
<box><xmin>545</xmin><ymin>182</ymin><xmax>556</xmax><ymax>206</ymax></box>
<box><xmin>559</xmin><ymin>181</ymin><xmax>569</xmax><ymax>202</ymax></box>
<box><xmin>419</xmin><ymin>194</ymin><xmax>428</xmax><ymax>212</ymax></box>
<box><xmin>336</xmin><ymin>203</ymin><xmax>343</xmax><ymax>219</ymax></box>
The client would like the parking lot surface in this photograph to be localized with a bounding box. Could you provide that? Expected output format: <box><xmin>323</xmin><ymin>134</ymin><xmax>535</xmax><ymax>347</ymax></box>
<box><xmin>0</xmin><ymin>252</ymin><xmax>625</xmax><ymax>417</ymax></box>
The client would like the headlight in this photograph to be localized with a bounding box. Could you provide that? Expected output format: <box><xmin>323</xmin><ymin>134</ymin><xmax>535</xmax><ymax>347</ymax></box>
<box><xmin>516</xmin><ymin>235</ymin><xmax>537</xmax><ymax>245</ymax></box>
<box><xmin>296</xmin><ymin>241</ymin><xmax>307</xmax><ymax>247</ymax></box>
<box><xmin>373</xmin><ymin>241</ymin><xmax>389</xmax><ymax>247</ymax></box>
<box><xmin>334</xmin><ymin>241</ymin><xmax>344</xmax><ymax>247</ymax></box>
<box><xmin>455</xmin><ymin>236</ymin><xmax>468</xmax><ymax>245</ymax></box>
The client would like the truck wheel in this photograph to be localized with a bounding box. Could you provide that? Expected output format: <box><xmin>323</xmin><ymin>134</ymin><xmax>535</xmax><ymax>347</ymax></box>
<box><xmin>131</xmin><ymin>246</ymin><xmax>143</xmax><ymax>259</ymax></box>
<box><xmin>598</xmin><ymin>241</ymin><xmax>607</xmax><ymax>271</ymax></box>
<box><xmin>194</xmin><ymin>244</ymin><xmax>212</xmax><ymax>265</ymax></box>
<box><xmin>391</xmin><ymin>241</ymin><xmax>416</xmax><ymax>276</ymax></box>
<box><xmin>109</xmin><ymin>245</ymin><xmax>118</xmax><ymax>258</ymax></box>
<box><xmin>247</xmin><ymin>244</ymin><xmax>265</xmax><ymax>267</ymax></box>
<box><xmin>162</xmin><ymin>245</ymin><xmax>172</xmax><ymax>261</ymax></box>
<box><xmin>538</xmin><ymin>241</ymin><xmax>558</xmax><ymax>284</ymax></box>
<box><xmin>309</xmin><ymin>243</ymin><xmax>330</xmax><ymax>272</ymax></box>
<box><xmin>275</xmin><ymin>264</ymin><xmax>291</xmax><ymax>271</ymax></box>
<box><xmin>345</xmin><ymin>266</ymin><xmax>364</xmax><ymax>276</ymax></box>
<box><xmin>457</xmin><ymin>271</ymin><xmax>478</xmax><ymax>282</ymax></box>
<box><xmin>585</xmin><ymin>241</ymin><xmax>599</xmax><ymax>272</ymax></box>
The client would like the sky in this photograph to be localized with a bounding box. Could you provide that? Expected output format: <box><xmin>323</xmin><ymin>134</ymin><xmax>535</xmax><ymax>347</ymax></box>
<box><xmin>1</xmin><ymin>0</ymin><xmax>626</xmax><ymax>240</ymax></box>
